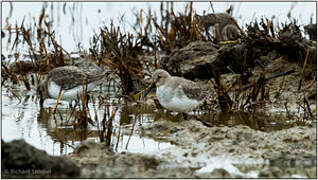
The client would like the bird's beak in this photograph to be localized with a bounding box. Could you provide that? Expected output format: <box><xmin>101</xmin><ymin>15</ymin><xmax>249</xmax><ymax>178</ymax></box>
<box><xmin>143</xmin><ymin>82</ymin><xmax>156</xmax><ymax>98</ymax></box>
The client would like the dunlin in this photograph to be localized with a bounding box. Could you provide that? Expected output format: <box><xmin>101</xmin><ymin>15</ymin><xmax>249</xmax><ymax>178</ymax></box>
<box><xmin>144</xmin><ymin>69</ymin><xmax>210</xmax><ymax>112</ymax></box>
<box><xmin>37</xmin><ymin>66</ymin><xmax>108</xmax><ymax>107</ymax></box>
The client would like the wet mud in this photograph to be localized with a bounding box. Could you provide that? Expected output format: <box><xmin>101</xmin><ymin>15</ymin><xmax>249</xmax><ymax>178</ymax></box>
<box><xmin>67</xmin><ymin>119</ymin><xmax>316</xmax><ymax>178</ymax></box>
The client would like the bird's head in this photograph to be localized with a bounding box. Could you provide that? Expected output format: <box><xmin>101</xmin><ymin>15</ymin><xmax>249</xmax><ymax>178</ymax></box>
<box><xmin>143</xmin><ymin>69</ymin><xmax>171</xmax><ymax>98</ymax></box>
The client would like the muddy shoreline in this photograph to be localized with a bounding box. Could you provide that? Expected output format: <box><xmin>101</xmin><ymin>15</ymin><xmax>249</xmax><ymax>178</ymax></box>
<box><xmin>66</xmin><ymin>119</ymin><xmax>316</xmax><ymax>178</ymax></box>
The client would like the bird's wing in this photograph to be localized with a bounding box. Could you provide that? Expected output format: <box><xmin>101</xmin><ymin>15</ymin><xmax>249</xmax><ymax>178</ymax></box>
<box><xmin>49</xmin><ymin>67</ymin><xmax>87</xmax><ymax>90</ymax></box>
<box><xmin>182</xmin><ymin>85</ymin><xmax>206</xmax><ymax>101</ymax></box>
<box><xmin>179</xmin><ymin>79</ymin><xmax>209</xmax><ymax>101</ymax></box>
<box><xmin>86</xmin><ymin>73</ymin><xmax>107</xmax><ymax>83</ymax></box>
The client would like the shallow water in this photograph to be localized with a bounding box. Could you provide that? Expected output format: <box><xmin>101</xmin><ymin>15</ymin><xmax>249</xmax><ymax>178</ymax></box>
<box><xmin>1</xmin><ymin>82</ymin><xmax>176</xmax><ymax>155</ymax></box>
<box><xmin>2</xmin><ymin>81</ymin><xmax>299</xmax><ymax>156</ymax></box>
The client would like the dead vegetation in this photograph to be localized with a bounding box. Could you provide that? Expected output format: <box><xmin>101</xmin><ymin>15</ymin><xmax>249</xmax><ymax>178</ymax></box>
<box><xmin>208</xmin><ymin>18</ymin><xmax>316</xmax><ymax>114</ymax></box>
<box><xmin>88</xmin><ymin>2</ymin><xmax>207</xmax><ymax>95</ymax></box>
<box><xmin>2</xmin><ymin>2</ymin><xmax>316</xmax><ymax>136</ymax></box>
<box><xmin>2</xmin><ymin>7</ymin><xmax>71</xmax><ymax>93</ymax></box>
<box><xmin>152</xmin><ymin>2</ymin><xmax>205</xmax><ymax>53</ymax></box>
<box><xmin>89</xmin><ymin>23</ymin><xmax>146</xmax><ymax>95</ymax></box>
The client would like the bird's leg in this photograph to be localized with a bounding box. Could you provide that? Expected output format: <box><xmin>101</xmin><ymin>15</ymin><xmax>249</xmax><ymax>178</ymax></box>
<box><xmin>182</xmin><ymin>112</ymin><xmax>188</xmax><ymax>120</ymax></box>
<box><xmin>74</xmin><ymin>99</ymin><xmax>78</xmax><ymax>108</ymax></box>
<box><xmin>39</xmin><ymin>98</ymin><xmax>44</xmax><ymax>108</ymax></box>
<box><xmin>193</xmin><ymin>109</ymin><xmax>197</xmax><ymax>116</ymax></box>
<box><xmin>86</xmin><ymin>94</ymin><xmax>90</xmax><ymax>108</ymax></box>
<box><xmin>195</xmin><ymin>115</ymin><xmax>212</xmax><ymax>127</ymax></box>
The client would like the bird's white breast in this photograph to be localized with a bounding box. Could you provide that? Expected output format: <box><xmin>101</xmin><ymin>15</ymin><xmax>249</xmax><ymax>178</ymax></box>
<box><xmin>156</xmin><ymin>85</ymin><xmax>200</xmax><ymax>112</ymax></box>
<box><xmin>48</xmin><ymin>80</ymin><xmax>101</xmax><ymax>102</ymax></box>
<box><xmin>48</xmin><ymin>81</ymin><xmax>82</xmax><ymax>101</ymax></box>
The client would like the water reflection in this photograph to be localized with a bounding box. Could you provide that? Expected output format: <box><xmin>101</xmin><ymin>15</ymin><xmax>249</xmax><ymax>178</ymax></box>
<box><xmin>119</xmin><ymin>104</ymin><xmax>156</xmax><ymax>126</ymax></box>
<box><xmin>37</xmin><ymin>108</ymin><xmax>91</xmax><ymax>141</ymax></box>
<box><xmin>144</xmin><ymin>109</ymin><xmax>292</xmax><ymax>132</ymax></box>
<box><xmin>33</xmin><ymin>101</ymin><xmax>175</xmax><ymax>155</ymax></box>
<box><xmin>2</xmin><ymin>84</ymin><xmax>296</xmax><ymax>156</ymax></box>
<box><xmin>199</xmin><ymin>111</ymin><xmax>293</xmax><ymax>132</ymax></box>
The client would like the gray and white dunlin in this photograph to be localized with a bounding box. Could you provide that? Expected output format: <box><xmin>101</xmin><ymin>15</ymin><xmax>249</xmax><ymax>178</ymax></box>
<box><xmin>144</xmin><ymin>69</ymin><xmax>210</xmax><ymax>112</ymax></box>
<box><xmin>37</xmin><ymin>66</ymin><xmax>108</xmax><ymax>107</ymax></box>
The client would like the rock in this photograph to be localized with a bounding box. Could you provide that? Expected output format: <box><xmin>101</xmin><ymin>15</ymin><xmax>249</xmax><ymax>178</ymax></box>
<box><xmin>304</xmin><ymin>24</ymin><xmax>317</xmax><ymax>41</ymax></box>
<box><xmin>69</xmin><ymin>141</ymin><xmax>164</xmax><ymax>178</ymax></box>
<box><xmin>73</xmin><ymin>140</ymin><xmax>113</xmax><ymax>155</ymax></box>
<box><xmin>210</xmin><ymin>168</ymin><xmax>232</xmax><ymax>178</ymax></box>
<box><xmin>195</xmin><ymin>13</ymin><xmax>242</xmax><ymax>41</ymax></box>
<box><xmin>2</xmin><ymin>139</ymin><xmax>80</xmax><ymax>178</ymax></box>
<box><xmin>160</xmin><ymin>41</ymin><xmax>229</xmax><ymax>80</ymax></box>
<box><xmin>271</xmin><ymin>166</ymin><xmax>283</xmax><ymax>177</ymax></box>
<box><xmin>258</xmin><ymin>167</ymin><xmax>272</xmax><ymax>177</ymax></box>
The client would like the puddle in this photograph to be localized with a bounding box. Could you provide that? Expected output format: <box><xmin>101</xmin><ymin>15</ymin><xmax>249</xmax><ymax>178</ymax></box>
<box><xmin>198</xmin><ymin>111</ymin><xmax>295</xmax><ymax>132</ymax></box>
<box><xmin>2</xmin><ymin>83</ymin><xmax>308</xmax><ymax>156</ymax></box>
<box><xmin>1</xmin><ymin>84</ymin><xmax>175</xmax><ymax>156</ymax></box>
